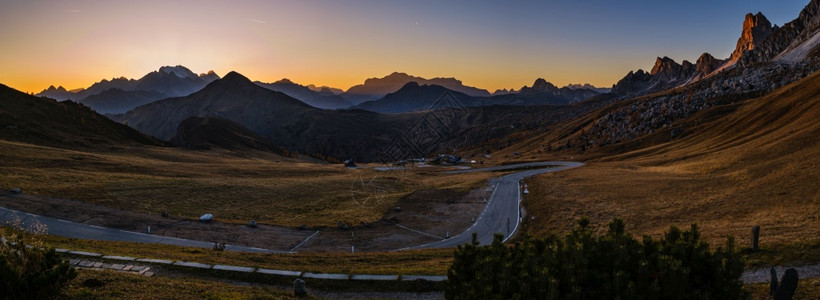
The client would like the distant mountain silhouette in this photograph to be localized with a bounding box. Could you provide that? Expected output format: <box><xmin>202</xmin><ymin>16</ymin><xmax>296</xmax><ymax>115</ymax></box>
<box><xmin>116</xmin><ymin>71</ymin><xmax>315</xmax><ymax>141</ymax></box>
<box><xmin>496</xmin><ymin>78</ymin><xmax>601</xmax><ymax>105</ymax></box>
<box><xmin>94</xmin><ymin>70</ymin><xmax>613</xmax><ymax>162</ymax></box>
<box><xmin>115</xmin><ymin>71</ymin><xmax>415</xmax><ymax>161</ymax></box>
<box><xmin>0</xmin><ymin>84</ymin><xmax>163</xmax><ymax>148</ymax></box>
<box><xmin>37</xmin><ymin>65</ymin><xmax>220</xmax><ymax>114</ymax></box>
<box><xmin>255</xmin><ymin>79</ymin><xmax>352</xmax><ymax>109</ymax></box>
<box><xmin>80</xmin><ymin>89</ymin><xmax>164</xmax><ymax>115</ymax></box>
<box><xmin>352</xmin><ymin>82</ymin><xmax>475</xmax><ymax>113</ymax></box>
<box><xmin>491</xmin><ymin>88</ymin><xmax>517</xmax><ymax>96</ymax></box>
<box><xmin>564</xmin><ymin>83</ymin><xmax>611</xmax><ymax>94</ymax></box>
<box><xmin>342</xmin><ymin>72</ymin><xmax>491</xmax><ymax>105</ymax></box>
<box><xmin>306</xmin><ymin>84</ymin><xmax>343</xmax><ymax>95</ymax></box>
<box><xmin>133</xmin><ymin>66</ymin><xmax>218</xmax><ymax>97</ymax></box>
<box><xmin>39</xmin><ymin>85</ymin><xmax>75</xmax><ymax>100</ymax></box>
<box><xmin>352</xmin><ymin>78</ymin><xmax>601</xmax><ymax>114</ymax></box>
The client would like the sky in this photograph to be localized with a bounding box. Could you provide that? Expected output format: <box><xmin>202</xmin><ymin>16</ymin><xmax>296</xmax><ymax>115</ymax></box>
<box><xmin>0</xmin><ymin>0</ymin><xmax>810</xmax><ymax>94</ymax></box>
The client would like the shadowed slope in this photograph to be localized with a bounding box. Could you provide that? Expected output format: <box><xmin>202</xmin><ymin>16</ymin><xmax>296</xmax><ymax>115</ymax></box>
<box><xmin>118</xmin><ymin>71</ymin><xmax>316</xmax><ymax>141</ymax></box>
<box><xmin>0</xmin><ymin>84</ymin><xmax>164</xmax><ymax>149</ymax></box>
<box><xmin>522</xmin><ymin>70</ymin><xmax>820</xmax><ymax>246</ymax></box>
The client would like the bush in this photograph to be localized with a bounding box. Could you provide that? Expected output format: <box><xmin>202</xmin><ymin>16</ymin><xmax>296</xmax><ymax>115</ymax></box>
<box><xmin>446</xmin><ymin>218</ymin><xmax>746</xmax><ymax>299</ymax></box>
<box><xmin>1</xmin><ymin>221</ymin><xmax>77</xmax><ymax>299</ymax></box>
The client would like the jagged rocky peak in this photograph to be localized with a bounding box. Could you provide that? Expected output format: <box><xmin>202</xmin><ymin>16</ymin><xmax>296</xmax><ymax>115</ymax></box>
<box><xmin>401</xmin><ymin>81</ymin><xmax>421</xmax><ymax>89</ymax></box>
<box><xmin>531</xmin><ymin>78</ymin><xmax>557</xmax><ymax>91</ymax></box>
<box><xmin>492</xmin><ymin>88</ymin><xmax>515</xmax><ymax>95</ymax></box>
<box><xmin>695</xmin><ymin>53</ymin><xmax>724</xmax><ymax>75</ymax></box>
<box><xmin>274</xmin><ymin>78</ymin><xmax>295</xmax><ymax>84</ymax></box>
<box><xmin>650</xmin><ymin>57</ymin><xmax>681</xmax><ymax>75</ymax></box>
<box><xmin>159</xmin><ymin>65</ymin><xmax>198</xmax><ymax>78</ymax></box>
<box><xmin>199</xmin><ymin>70</ymin><xmax>217</xmax><ymax>77</ymax></box>
<box><xmin>46</xmin><ymin>85</ymin><xmax>67</xmax><ymax>92</ymax></box>
<box><xmin>731</xmin><ymin>12</ymin><xmax>775</xmax><ymax>61</ymax></box>
<box><xmin>198</xmin><ymin>70</ymin><xmax>220</xmax><ymax>82</ymax></box>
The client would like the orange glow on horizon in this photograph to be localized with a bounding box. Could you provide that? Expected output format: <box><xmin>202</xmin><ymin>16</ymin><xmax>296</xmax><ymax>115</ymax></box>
<box><xmin>3</xmin><ymin>1</ymin><xmax>801</xmax><ymax>95</ymax></box>
<box><xmin>4</xmin><ymin>65</ymin><xmax>622</xmax><ymax>96</ymax></box>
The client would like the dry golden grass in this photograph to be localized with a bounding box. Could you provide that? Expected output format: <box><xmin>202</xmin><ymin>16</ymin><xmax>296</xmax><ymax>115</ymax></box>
<box><xmin>0</xmin><ymin>140</ymin><xmax>494</xmax><ymax>227</ymax></box>
<box><xmin>36</xmin><ymin>233</ymin><xmax>452</xmax><ymax>276</ymax></box>
<box><xmin>65</xmin><ymin>269</ymin><xmax>305</xmax><ymax>299</ymax></box>
<box><xmin>521</xmin><ymin>71</ymin><xmax>820</xmax><ymax>252</ymax></box>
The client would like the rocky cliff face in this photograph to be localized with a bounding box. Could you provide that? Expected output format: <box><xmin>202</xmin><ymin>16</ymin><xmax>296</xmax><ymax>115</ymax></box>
<box><xmin>650</xmin><ymin>57</ymin><xmax>695</xmax><ymax>83</ymax></box>
<box><xmin>610</xmin><ymin>70</ymin><xmax>653</xmax><ymax>98</ymax></box>
<box><xmin>694</xmin><ymin>53</ymin><xmax>725</xmax><ymax>76</ymax></box>
<box><xmin>611</xmin><ymin>0</ymin><xmax>820</xmax><ymax>99</ymax></box>
<box><xmin>740</xmin><ymin>0</ymin><xmax>820</xmax><ymax>65</ymax></box>
<box><xmin>730</xmin><ymin>13</ymin><xmax>775</xmax><ymax>61</ymax></box>
<box><xmin>581</xmin><ymin>0</ymin><xmax>820</xmax><ymax>150</ymax></box>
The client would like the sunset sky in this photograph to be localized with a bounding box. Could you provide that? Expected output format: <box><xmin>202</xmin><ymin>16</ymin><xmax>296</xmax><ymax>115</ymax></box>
<box><xmin>0</xmin><ymin>0</ymin><xmax>809</xmax><ymax>94</ymax></box>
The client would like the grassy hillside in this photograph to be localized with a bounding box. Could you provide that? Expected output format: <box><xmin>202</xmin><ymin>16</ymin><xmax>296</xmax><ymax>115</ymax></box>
<box><xmin>0</xmin><ymin>84</ymin><xmax>164</xmax><ymax>148</ymax></box>
<box><xmin>520</xmin><ymin>70</ymin><xmax>819</xmax><ymax>249</ymax></box>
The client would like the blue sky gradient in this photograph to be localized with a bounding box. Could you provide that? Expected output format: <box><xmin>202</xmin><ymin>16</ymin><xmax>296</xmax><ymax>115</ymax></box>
<box><xmin>0</xmin><ymin>0</ymin><xmax>810</xmax><ymax>92</ymax></box>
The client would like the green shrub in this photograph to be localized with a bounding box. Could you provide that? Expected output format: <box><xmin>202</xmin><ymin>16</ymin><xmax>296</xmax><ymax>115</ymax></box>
<box><xmin>446</xmin><ymin>218</ymin><xmax>746</xmax><ymax>299</ymax></box>
<box><xmin>1</xmin><ymin>222</ymin><xmax>77</xmax><ymax>299</ymax></box>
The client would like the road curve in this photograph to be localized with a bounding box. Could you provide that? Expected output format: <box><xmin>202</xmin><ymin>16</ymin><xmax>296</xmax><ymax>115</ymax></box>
<box><xmin>0</xmin><ymin>161</ymin><xmax>581</xmax><ymax>253</ymax></box>
<box><xmin>0</xmin><ymin>206</ymin><xmax>283</xmax><ymax>253</ymax></box>
<box><xmin>404</xmin><ymin>161</ymin><xmax>584</xmax><ymax>249</ymax></box>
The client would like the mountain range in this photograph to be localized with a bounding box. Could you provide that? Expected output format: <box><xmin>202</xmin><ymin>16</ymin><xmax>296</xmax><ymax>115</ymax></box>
<box><xmin>610</xmin><ymin>0</ymin><xmax>820</xmax><ymax>99</ymax></box>
<box><xmin>254</xmin><ymin>78</ymin><xmax>352</xmax><ymax>109</ymax></box>
<box><xmin>37</xmin><ymin>67</ymin><xmax>603</xmax><ymax>115</ymax></box>
<box><xmin>37</xmin><ymin>66</ymin><xmax>220</xmax><ymax>114</ymax></box>
<box><xmin>13</xmin><ymin>0</ymin><xmax>820</xmax><ymax>164</ymax></box>
<box><xmin>340</xmin><ymin>72</ymin><xmax>493</xmax><ymax>105</ymax></box>
<box><xmin>351</xmin><ymin>78</ymin><xmax>603</xmax><ymax>114</ymax></box>
<box><xmin>111</xmin><ymin>70</ymin><xmax>609</xmax><ymax>161</ymax></box>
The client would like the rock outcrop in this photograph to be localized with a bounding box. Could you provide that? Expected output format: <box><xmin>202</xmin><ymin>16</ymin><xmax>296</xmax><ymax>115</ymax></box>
<box><xmin>694</xmin><ymin>53</ymin><xmax>725</xmax><ymax>77</ymax></box>
<box><xmin>649</xmin><ymin>57</ymin><xmax>695</xmax><ymax>83</ymax></box>
<box><xmin>610</xmin><ymin>70</ymin><xmax>653</xmax><ymax>98</ymax></box>
<box><xmin>730</xmin><ymin>12</ymin><xmax>775</xmax><ymax>61</ymax></box>
<box><xmin>611</xmin><ymin>0</ymin><xmax>820</xmax><ymax>100</ymax></box>
<box><xmin>741</xmin><ymin>0</ymin><xmax>820</xmax><ymax>65</ymax></box>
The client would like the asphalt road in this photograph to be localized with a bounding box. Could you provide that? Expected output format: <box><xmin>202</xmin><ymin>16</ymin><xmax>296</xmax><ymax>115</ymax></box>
<box><xmin>1</xmin><ymin>161</ymin><xmax>581</xmax><ymax>253</ymax></box>
<box><xmin>405</xmin><ymin>161</ymin><xmax>584</xmax><ymax>249</ymax></box>
<box><xmin>0</xmin><ymin>206</ymin><xmax>282</xmax><ymax>253</ymax></box>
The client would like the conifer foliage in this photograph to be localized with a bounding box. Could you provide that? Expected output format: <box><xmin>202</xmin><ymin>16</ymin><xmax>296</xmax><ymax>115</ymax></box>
<box><xmin>446</xmin><ymin>218</ymin><xmax>746</xmax><ymax>299</ymax></box>
<box><xmin>1</xmin><ymin>224</ymin><xmax>77</xmax><ymax>299</ymax></box>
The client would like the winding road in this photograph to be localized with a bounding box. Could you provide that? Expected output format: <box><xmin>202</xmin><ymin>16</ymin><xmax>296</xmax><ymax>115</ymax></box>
<box><xmin>0</xmin><ymin>206</ymin><xmax>281</xmax><ymax>253</ymax></box>
<box><xmin>0</xmin><ymin>161</ymin><xmax>583</xmax><ymax>252</ymax></box>
<box><xmin>405</xmin><ymin>161</ymin><xmax>584</xmax><ymax>249</ymax></box>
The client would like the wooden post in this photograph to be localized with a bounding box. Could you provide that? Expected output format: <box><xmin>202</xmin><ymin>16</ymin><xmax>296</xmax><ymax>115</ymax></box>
<box><xmin>752</xmin><ymin>225</ymin><xmax>760</xmax><ymax>251</ymax></box>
